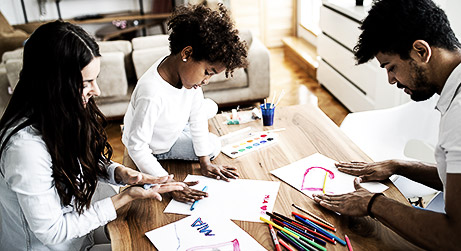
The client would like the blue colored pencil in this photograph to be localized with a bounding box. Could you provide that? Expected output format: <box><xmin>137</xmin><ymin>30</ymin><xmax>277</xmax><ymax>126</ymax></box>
<box><xmin>278</xmin><ymin>230</ymin><xmax>309</xmax><ymax>251</ymax></box>
<box><xmin>295</xmin><ymin>215</ymin><xmax>346</xmax><ymax>246</ymax></box>
<box><xmin>190</xmin><ymin>186</ymin><xmax>208</xmax><ymax>211</ymax></box>
<box><xmin>282</xmin><ymin>221</ymin><xmax>326</xmax><ymax>246</ymax></box>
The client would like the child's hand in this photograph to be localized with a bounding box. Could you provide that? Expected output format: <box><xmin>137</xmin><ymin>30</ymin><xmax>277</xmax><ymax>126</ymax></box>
<box><xmin>170</xmin><ymin>181</ymin><xmax>208</xmax><ymax>203</ymax></box>
<box><xmin>200</xmin><ymin>163</ymin><xmax>239</xmax><ymax>182</ymax></box>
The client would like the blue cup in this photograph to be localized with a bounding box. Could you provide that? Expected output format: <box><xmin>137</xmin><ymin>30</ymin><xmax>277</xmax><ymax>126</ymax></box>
<box><xmin>260</xmin><ymin>103</ymin><xmax>275</xmax><ymax>126</ymax></box>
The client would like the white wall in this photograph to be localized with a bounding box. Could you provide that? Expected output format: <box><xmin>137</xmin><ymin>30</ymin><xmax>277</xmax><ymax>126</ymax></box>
<box><xmin>0</xmin><ymin>0</ymin><xmax>191</xmax><ymax>37</ymax></box>
<box><xmin>297</xmin><ymin>0</ymin><xmax>461</xmax><ymax>48</ymax></box>
<box><xmin>0</xmin><ymin>0</ymin><xmax>155</xmax><ymax>25</ymax></box>
<box><xmin>435</xmin><ymin>0</ymin><xmax>461</xmax><ymax>41</ymax></box>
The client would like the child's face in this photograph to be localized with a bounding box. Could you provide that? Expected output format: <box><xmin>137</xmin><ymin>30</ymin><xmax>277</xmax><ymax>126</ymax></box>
<box><xmin>180</xmin><ymin>60</ymin><xmax>226</xmax><ymax>89</ymax></box>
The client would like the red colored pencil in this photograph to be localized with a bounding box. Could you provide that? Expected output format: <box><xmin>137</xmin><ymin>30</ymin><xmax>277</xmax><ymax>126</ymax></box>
<box><xmin>268</xmin><ymin>224</ymin><xmax>282</xmax><ymax>251</ymax></box>
<box><xmin>290</xmin><ymin>220</ymin><xmax>336</xmax><ymax>244</ymax></box>
<box><xmin>292</xmin><ymin>211</ymin><xmax>337</xmax><ymax>232</ymax></box>
<box><xmin>278</xmin><ymin>238</ymin><xmax>295</xmax><ymax>251</ymax></box>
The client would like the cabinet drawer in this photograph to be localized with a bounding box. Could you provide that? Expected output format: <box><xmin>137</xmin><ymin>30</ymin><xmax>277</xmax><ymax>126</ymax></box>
<box><xmin>319</xmin><ymin>5</ymin><xmax>361</xmax><ymax>51</ymax></box>
<box><xmin>317</xmin><ymin>60</ymin><xmax>374</xmax><ymax>112</ymax></box>
<box><xmin>318</xmin><ymin>34</ymin><xmax>386</xmax><ymax>99</ymax></box>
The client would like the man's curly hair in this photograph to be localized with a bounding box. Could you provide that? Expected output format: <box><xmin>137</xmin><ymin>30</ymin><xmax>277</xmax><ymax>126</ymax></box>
<box><xmin>167</xmin><ymin>4</ymin><xmax>248</xmax><ymax>76</ymax></box>
<box><xmin>354</xmin><ymin>0</ymin><xmax>461</xmax><ymax>65</ymax></box>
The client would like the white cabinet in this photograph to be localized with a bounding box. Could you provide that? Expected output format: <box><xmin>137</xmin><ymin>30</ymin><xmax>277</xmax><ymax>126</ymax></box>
<box><xmin>317</xmin><ymin>0</ymin><xmax>409</xmax><ymax>112</ymax></box>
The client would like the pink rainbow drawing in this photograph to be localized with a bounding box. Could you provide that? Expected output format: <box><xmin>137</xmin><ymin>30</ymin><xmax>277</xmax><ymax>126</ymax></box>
<box><xmin>186</xmin><ymin>239</ymin><xmax>240</xmax><ymax>251</ymax></box>
<box><xmin>300</xmin><ymin>166</ymin><xmax>335</xmax><ymax>192</ymax></box>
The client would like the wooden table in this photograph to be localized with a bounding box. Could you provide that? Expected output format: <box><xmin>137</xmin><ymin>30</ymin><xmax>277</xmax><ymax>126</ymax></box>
<box><xmin>108</xmin><ymin>104</ymin><xmax>421</xmax><ymax>250</ymax></box>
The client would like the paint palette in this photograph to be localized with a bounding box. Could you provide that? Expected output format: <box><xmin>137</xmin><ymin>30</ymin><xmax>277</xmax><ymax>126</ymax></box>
<box><xmin>221</xmin><ymin>132</ymin><xmax>278</xmax><ymax>158</ymax></box>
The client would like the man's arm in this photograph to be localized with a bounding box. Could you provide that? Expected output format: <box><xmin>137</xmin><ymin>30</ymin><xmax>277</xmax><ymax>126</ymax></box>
<box><xmin>314</xmin><ymin>173</ymin><xmax>461</xmax><ymax>250</ymax></box>
<box><xmin>395</xmin><ymin>160</ymin><xmax>443</xmax><ymax>191</ymax></box>
<box><xmin>370</xmin><ymin>173</ymin><xmax>461</xmax><ymax>250</ymax></box>
<box><xmin>336</xmin><ymin>159</ymin><xmax>443</xmax><ymax>191</ymax></box>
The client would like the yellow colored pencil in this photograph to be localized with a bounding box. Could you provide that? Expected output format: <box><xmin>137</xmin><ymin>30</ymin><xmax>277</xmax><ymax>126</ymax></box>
<box><xmin>322</xmin><ymin>172</ymin><xmax>328</xmax><ymax>194</ymax></box>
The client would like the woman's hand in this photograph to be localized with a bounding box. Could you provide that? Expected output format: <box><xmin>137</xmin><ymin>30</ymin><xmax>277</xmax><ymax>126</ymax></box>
<box><xmin>115</xmin><ymin>165</ymin><xmax>178</xmax><ymax>185</ymax></box>
<box><xmin>111</xmin><ymin>181</ymin><xmax>185</xmax><ymax>210</ymax></box>
<box><xmin>111</xmin><ymin>166</ymin><xmax>186</xmax><ymax>209</ymax></box>
<box><xmin>170</xmin><ymin>181</ymin><xmax>208</xmax><ymax>203</ymax></box>
<box><xmin>335</xmin><ymin>159</ymin><xmax>402</xmax><ymax>182</ymax></box>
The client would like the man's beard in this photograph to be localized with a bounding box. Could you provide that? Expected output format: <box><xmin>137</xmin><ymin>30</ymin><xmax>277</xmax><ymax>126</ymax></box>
<box><xmin>408</xmin><ymin>61</ymin><xmax>438</xmax><ymax>102</ymax></box>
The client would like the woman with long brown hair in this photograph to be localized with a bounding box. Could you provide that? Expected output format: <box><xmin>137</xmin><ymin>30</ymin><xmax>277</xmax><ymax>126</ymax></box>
<box><xmin>0</xmin><ymin>21</ymin><xmax>184</xmax><ymax>250</ymax></box>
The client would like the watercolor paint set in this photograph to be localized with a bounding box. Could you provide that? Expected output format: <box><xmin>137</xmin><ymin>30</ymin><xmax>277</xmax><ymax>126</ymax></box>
<box><xmin>221</xmin><ymin>132</ymin><xmax>278</xmax><ymax>158</ymax></box>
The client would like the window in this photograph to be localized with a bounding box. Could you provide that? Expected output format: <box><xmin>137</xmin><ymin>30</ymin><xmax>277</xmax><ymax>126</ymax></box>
<box><xmin>298</xmin><ymin>0</ymin><xmax>321</xmax><ymax>36</ymax></box>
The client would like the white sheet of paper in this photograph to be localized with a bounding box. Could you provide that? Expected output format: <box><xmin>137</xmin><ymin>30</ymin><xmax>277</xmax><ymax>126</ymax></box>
<box><xmin>164</xmin><ymin>175</ymin><xmax>280</xmax><ymax>222</ymax></box>
<box><xmin>146</xmin><ymin>215</ymin><xmax>266</xmax><ymax>251</ymax></box>
<box><xmin>270</xmin><ymin>153</ymin><xmax>388</xmax><ymax>198</ymax></box>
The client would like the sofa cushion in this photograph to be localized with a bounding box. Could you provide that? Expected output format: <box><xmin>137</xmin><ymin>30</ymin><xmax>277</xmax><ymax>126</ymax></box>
<box><xmin>239</xmin><ymin>29</ymin><xmax>253</xmax><ymax>48</ymax></box>
<box><xmin>202</xmin><ymin>68</ymin><xmax>247</xmax><ymax>92</ymax></box>
<box><xmin>132</xmin><ymin>47</ymin><xmax>169</xmax><ymax>79</ymax></box>
<box><xmin>5</xmin><ymin>58</ymin><xmax>21</xmax><ymax>91</ymax></box>
<box><xmin>2</xmin><ymin>47</ymin><xmax>23</xmax><ymax>63</ymax></box>
<box><xmin>2</xmin><ymin>48</ymin><xmax>23</xmax><ymax>91</ymax></box>
<box><xmin>98</xmin><ymin>40</ymin><xmax>135</xmax><ymax>81</ymax></box>
<box><xmin>132</xmin><ymin>35</ymin><xmax>169</xmax><ymax>50</ymax></box>
<box><xmin>98</xmin><ymin>51</ymin><xmax>128</xmax><ymax>97</ymax></box>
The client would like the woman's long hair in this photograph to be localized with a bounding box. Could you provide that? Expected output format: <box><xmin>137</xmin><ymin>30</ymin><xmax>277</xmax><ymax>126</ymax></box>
<box><xmin>0</xmin><ymin>21</ymin><xmax>112</xmax><ymax>214</ymax></box>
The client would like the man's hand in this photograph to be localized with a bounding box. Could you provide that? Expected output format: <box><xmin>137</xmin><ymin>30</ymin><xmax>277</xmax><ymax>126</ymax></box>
<box><xmin>335</xmin><ymin>159</ymin><xmax>402</xmax><ymax>182</ymax></box>
<box><xmin>313</xmin><ymin>178</ymin><xmax>374</xmax><ymax>216</ymax></box>
<box><xmin>170</xmin><ymin>181</ymin><xmax>208</xmax><ymax>203</ymax></box>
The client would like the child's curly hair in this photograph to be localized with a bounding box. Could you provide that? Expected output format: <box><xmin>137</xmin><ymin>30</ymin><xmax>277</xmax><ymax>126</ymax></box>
<box><xmin>167</xmin><ymin>3</ymin><xmax>248</xmax><ymax>77</ymax></box>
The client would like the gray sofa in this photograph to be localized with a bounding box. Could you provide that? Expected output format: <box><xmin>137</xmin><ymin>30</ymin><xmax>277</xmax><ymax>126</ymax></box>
<box><xmin>0</xmin><ymin>30</ymin><xmax>270</xmax><ymax>119</ymax></box>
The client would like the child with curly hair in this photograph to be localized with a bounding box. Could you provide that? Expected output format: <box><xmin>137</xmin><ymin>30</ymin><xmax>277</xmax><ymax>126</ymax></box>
<box><xmin>122</xmin><ymin>4</ymin><xmax>248</xmax><ymax>204</ymax></box>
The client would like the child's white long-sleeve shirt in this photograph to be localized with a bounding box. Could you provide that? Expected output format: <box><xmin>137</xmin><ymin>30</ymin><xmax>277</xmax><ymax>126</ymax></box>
<box><xmin>122</xmin><ymin>56</ymin><xmax>212</xmax><ymax>177</ymax></box>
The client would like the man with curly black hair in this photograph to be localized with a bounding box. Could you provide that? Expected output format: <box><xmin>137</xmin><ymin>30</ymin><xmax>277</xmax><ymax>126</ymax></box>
<box><xmin>313</xmin><ymin>0</ymin><xmax>461</xmax><ymax>249</ymax></box>
<box><xmin>123</xmin><ymin>4</ymin><xmax>248</xmax><ymax>204</ymax></box>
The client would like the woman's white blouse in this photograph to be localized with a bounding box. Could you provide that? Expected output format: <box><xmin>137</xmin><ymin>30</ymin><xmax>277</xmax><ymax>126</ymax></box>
<box><xmin>0</xmin><ymin>125</ymin><xmax>118</xmax><ymax>251</ymax></box>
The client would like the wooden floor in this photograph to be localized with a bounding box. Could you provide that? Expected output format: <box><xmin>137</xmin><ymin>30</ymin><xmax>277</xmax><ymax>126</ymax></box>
<box><xmin>106</xmin><ymin>47</ymin><xmax>350</xmax><ymax>164</ymax></box>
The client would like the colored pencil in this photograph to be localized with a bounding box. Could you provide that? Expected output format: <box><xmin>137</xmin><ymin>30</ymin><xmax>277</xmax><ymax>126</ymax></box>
<box><xmin>322</xmin><ymin>172</ymin><xmax>328</xmax><ymax>194</ymax></box>
<box><xmin>260</xmin><ymin>217</ymin><xmax>327</xmax><ymax>251</ymax></box>
<box><xmin>277</xmin><ymin>231</ymin><xmax>307</xmax><ymax>251</ymax></box>
<box><xmin>278</xmin><ymin>237</ymin><xmax>295</xmax><ymax>251</ymax></box>
<box><xmin>283</xmin><ymin>228</ymin><xmax>320</xmax><ymax>251</ymax></box>
<box><xmin>190</xmin><ymin>186</ymin><xmax>208</xmax><ymax>211</ymax></box>
<box><xmin>292</xmin><ymin>212</ymin><xmax>337</xmax><ymax>232</ymax></box>
<box><xmin>274</xmin><ymin>218</ymin><xmax>326</xmax><ymax>246</ymax></box>
<box><xmin>292</xmin><ymin>204</ymin><xmax>335</xmax><ymax>228</ymax></box>
<box><xmin>345</xmin><ymin>235</ymin><xmax>354</xmax><ymax>251</ymax></box>
<box><xmin>272</xmin><ymin>212</ymin><xmax>314</xmax><ymax>230</ymax></box>
<box><xmin>271</xmin><ymin>218</ymin><xmax>326</xmax><ymax>246</ymax></box>
<box><xmin>267</xmin><ymin>212</ymin><xmax>336</xmax><ymax>244</ymax></box>
<box><xmin>295</xmin><ymin>215</ymin><xmax>346</xmax><ymax>246</ymax></box>
<box><xmin>269</xmin><ymin>225</ymin><xmax>282</xmax><ymax>251</ymax></box>
<box><xmin>290</xmin><ymin>220</ymin><xmax>336</xmax><ymax>244</ymax></box>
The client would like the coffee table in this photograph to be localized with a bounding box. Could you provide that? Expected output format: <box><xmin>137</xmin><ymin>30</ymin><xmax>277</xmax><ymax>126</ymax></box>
<box><xmin>108</xmin><ymin>104</ymin><xmax>422</xmax><ymax>250</ymax></box>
